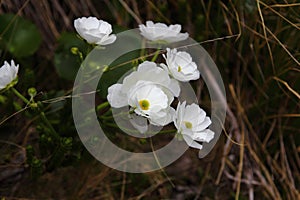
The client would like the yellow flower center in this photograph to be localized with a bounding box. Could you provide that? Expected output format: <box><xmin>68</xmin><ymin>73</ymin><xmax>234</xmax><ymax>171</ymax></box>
<box><xmin>139</xmin><ymin>99</ymin><xmax>150</xmax><ymax>110</ymax></box>
<box><xmin>184</xmin><ymin>121</ymin><xmax>193</xmax><ymax>129</ymax></box>
<box><xmin>177</xmin><ymin>66</ymin><xmax>182</xmax><ymax>72</ymax></box>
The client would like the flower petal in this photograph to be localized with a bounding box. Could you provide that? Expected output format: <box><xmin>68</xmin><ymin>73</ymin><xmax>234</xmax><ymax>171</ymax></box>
<box><xmin>194</xmin><ymin>117</ymin><xmax>212</xmax><ymax>132</ymax></box>
<box><xmin>107</xmin><ymin>83</ymin><xmax>128</xmax><ymax>108</ymax></box>
<box><xmin>193</xmin><ymin>129</ymin><xmax>215</xmax><ymax>143</ymax></box>
<box><xmin>129</xmin><ymin>114</ymin><xmax>148</xmax><ymax>134</ymax></box>
<box><xmin>98</xmin><ymin>34</ymin><xmax>116</xmax><ymax>45</ymax></box>
<box><xmin>182</xmin><ymin>134</ymin><xmax>203</xmax><ymax>149</ymax></box>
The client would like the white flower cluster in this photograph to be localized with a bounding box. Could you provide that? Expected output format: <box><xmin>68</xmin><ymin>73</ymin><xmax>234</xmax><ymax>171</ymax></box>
<box><xmin>107</xmin><ymin>33</ymin><xmax>214</xmax><ymax>149</ymax></box>
<box><xmin>73</xmin><ymin>16</ymin><xmax>214</xmax><ymax>149</ymax></box>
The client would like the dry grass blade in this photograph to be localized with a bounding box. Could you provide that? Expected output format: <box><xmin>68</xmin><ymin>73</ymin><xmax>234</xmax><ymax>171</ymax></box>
<box><xmin>264</xmin><ymin>25</ymin><xmax>300</xmax><ymax>67</ymax></box>
<box><xmin>149</xmin><ymin>137</ymin><xmax>175</xmax><ymax>188</ymax></box>
<box><xmin>248</xmin><ymin>145</ymin><xmax>282</xmax><ymax>199</ymax></box>
<box><xmin>145</xmin><ymin>0</ymin><xmax>170</xmax><ymax>24</ymax></box>
<box><xmin>260</xmin><ymin>1</ymin><xmax>300</xmax><ymax>31</ymax></box>
<box><xmin>256</xmin><ymin>0</ymin><xmax>275</xmax><ymax>73</ymax></box>
<box><xmin>229</xmin><ymin>84</ymin><xmax>245</xmax><ymax>200</ymax></box>
<box><xmin>119</xmin><ymin>0</ymin><xmax>142</xmax><ymax>24</ymax></box>
<box><xmin>273</xmin><ymin>77</ymin><xmax>300</xmax><ymax>100</ymax></box>
<box><xmin>269</xmin><ymin>3</ymin><xmax>300</xmax><ymax>8</ymax></box>
<box><xmin>128</xmin><ymin>179</ymin><xmax>171</xmax><ymax>200</ymax></box>
<box><xmin>0</xmin><ymin>106</ymin><xmax>30</xmax><ymax>126</ymax></box>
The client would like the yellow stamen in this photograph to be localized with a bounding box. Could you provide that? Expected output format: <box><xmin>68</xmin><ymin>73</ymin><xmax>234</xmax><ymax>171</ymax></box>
<box><xmin>177</xmin><ymin>66</ymin><xmax>182</xmax><ymax>72</ymax></box>
<box><xmin>139</xmin><ymin>99</ymin><xmax>150</xmax><ymax>110</ymax></box>
<box><xmin>184</xmin><ymin>121</ymin><xmax>193</xmax><ymax>129</ymax></box>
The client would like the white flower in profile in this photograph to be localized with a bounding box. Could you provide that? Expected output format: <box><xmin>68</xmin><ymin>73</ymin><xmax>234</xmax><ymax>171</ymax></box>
<box><xmin>74</xmin><ymin>16</ymin><xmax>116</xmax><ymax>45</ymax></box>
<box><xmin>139</xmin><ymin>21</ymin><xmax>188</xmax><ymax>43</ymax></box>
<box><xmin>107</xmin><ymin>61</ymin><xmax>180</xmax><ymax>109</ymax></box>
<box><xmin>0</xmin><ymin>60</ymin><xmax>19</xmax><ymax>90</ymax></box>
<box><xmin>173</xmin><ymin>101</ymin><xmax>214</xmax><ymax>149</ymax></box>
<box><xmin>128</xmin><ymin>81</ymin><xmax>174</xmax><ymax>126</ymax></box>
<box><xmin>161</xmin><ymin>48</ymin><xmax>200</xmax><ymax>82</ymax></box>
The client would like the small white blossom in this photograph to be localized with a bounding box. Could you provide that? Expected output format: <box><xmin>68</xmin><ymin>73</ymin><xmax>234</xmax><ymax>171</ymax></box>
<box><xmin>74</xmin><ymin>17</ymin><xmax>116</xmax><ymax>45</ymax></box>
<box><xmin>173</xmin><ymin>101</ymin><xmax>214</xmax><ymax>149</ymax></box>
<box><xmin>0</xmin><ymin>60</ymin><xmax>19</xmax><ymax>90</ymax></box>
<box><xmin>128</xmin><ymin>81</ymin><xmax>173</xmax><ymax>126</ymax></box>
<box><xmin>139</xmin><ymin>21</ymin><xmax>188</xmax><ymax>43</ymax></box>
<box><xmin>161</xmin><ymin>48</ymin><xmax>199</xmax><ymax>82</ymax></box>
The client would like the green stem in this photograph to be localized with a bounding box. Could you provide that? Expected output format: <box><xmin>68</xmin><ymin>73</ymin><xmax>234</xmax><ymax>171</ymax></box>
<box><xmin>151</xmin><ymin>49</ymin><xmax>161</xmax><ymax>62</ymax></box>
<box><xmin>96</xmin><ymin>101</ymin><xmax>110</xmax><ymax>112</ymax></box>
<box><xmin>11</xmin><ymin>88</ymin><xmax>59</xmax><ymax>141</ymax></box>
<box><xmin>102</xmin><ymin>108</ymin><xmax>112</xmax><ymax>116</ymax></box>
<box><xmin>11</xmin><ymin>87</ymin><xmax>29</xmax><ymax>104</ymax></box>
<box><xmin>39</xmin><ymin>108</ymin><xmax>60</xmax><ymax>141</ymax></box>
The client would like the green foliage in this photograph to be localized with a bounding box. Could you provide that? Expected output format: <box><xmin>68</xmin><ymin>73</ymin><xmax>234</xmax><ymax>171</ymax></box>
<box><xmin>97</xmin><ymin>49</ymin><xmax>140</xmax><ymax>98</ymax></box>
<box><xmin>30</xmin><ymin>157</ymin><xmax>43</xmax><ymax>179</ymax></box>
<box><xmin>25</xmin><ymin>145</ymin><xmax>34</xmax><ymax>164</ymax></box>
<box><xmin>0</xmin><ymin>14</ymin><xmax>42</xmax><ymax>57</ymax></box>
<box><xmin>54</xmin><ymin>32</ymin><xmax>87</xmax><ymax>80</ymax></box>
<box><xmin>48</xmin><ymin>137</ymin><xmax>73</xmax><ymax>171</ymax></box>
<box><xmin>0</xmin><ymin>94</ymin><xmax>7</xmax><ymax>104</ymax></box>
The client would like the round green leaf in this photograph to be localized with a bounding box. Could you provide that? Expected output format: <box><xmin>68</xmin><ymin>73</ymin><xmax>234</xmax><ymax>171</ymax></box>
<box><xmin>0</xmin><ymin>14</ymin><xmax>42</xmax><ymax>57</ymax></box>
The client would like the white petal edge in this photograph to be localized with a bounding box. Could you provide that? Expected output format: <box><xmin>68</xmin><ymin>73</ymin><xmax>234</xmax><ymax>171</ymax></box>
<box><xmin>107</xmin><ymin>83</ymin><xmax>128</xmax><ymax>108</ymax></box>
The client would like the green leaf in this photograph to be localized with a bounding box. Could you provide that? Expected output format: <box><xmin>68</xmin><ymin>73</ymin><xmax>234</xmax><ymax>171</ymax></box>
<box><xmin>0</xmin><ymin>95</ymin><xmax>7</xmax><ymax>104</ymax></box>
<box><xmin>97</xmin><ymin>49</ymin><xmax>140</xmax><ymax>98</ymax></box>
<box><xmin>0</xmin><ymin>14</ymin><xmax>42</xmax><ymax>57</ymax></box>
<box><xmin>95</xmin><ymin>28</ymin><xmax>141</xmax><ymax>98</ymax></box>
<box><xmin>54</xmin><ymin>32</ymin><xmax>87</xmax><ymax>80</ymax></box>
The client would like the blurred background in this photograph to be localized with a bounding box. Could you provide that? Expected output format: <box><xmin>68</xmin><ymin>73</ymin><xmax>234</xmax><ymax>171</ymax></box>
<box><xmin>0</xmin><ymin>0</ymin><xmax>299</xmax><ymax>199</ymax></box>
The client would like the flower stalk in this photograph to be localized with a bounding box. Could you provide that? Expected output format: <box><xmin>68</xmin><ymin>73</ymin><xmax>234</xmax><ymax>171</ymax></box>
<box><xmin>151</xmin><ymin>49</ymin><xmax>162</xmax><ymax>62</ymax></box>
<box><xmin>11</xmin><ymin>87</ymin><xmax>29</xmax><ymax>104</ymax></box>
<box><xmin>11</xmin><ymin>87</ymin><xmax>60</xmax><ymax>141</ymax></box>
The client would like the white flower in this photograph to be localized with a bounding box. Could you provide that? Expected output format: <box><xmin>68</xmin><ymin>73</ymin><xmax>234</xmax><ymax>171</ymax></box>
<box><xmin>173</xmin><ymin>101</ymin><xmax>214</xmax><ymax>149</ymax></box>
<box><xmin>0</xmin><ymin>60</ymin><xmax>19</xmax><ymax>90</ymax></box>
<box><xmin>161</xmin><ymin>48</ymin><xmax>200</xmax><ymax>82</ymax></box>
<box><xmin>107</xmin><ymin>61</ymin><xmax>180</xmax><ymax>108</ymax></box>
<box><xmin>74</xmin><ymin>17</ymin><xmax>116</xmax><ymax>45</ymax></box>
<box><xmin>128</xmin><ymin>81</ymin><xmax>174</xmax><ymax>126</ymax></box>
<box><xmin>139</xmin><ymin>21</ymin><xmax>188</xmax><ymax>43</ymax></box>
<box><xmin>107</xmin><ymin>61</ymin><xmax>179</xmax><ymax>126</ymax></box>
